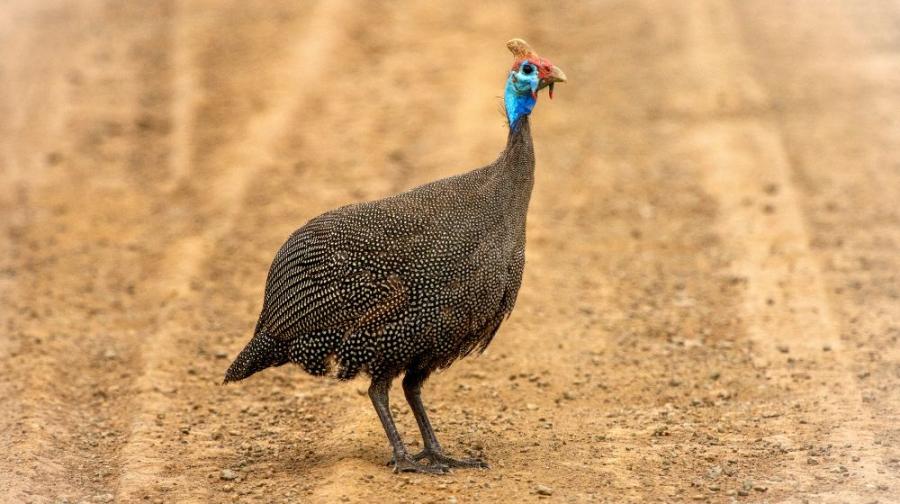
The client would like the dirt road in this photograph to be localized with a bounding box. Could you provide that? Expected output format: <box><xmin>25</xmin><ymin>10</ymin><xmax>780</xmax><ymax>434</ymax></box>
<box><xmin>1</xmin><ymin>1</ymin><xmax>898</xmax><ymax>502</ymax></box>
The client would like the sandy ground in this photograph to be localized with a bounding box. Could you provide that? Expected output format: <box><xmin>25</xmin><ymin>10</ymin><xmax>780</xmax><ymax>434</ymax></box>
<box><xmin>1</xmin><ymin>0</ymin><xmax>898</xmax><ymax>502</ymax></box>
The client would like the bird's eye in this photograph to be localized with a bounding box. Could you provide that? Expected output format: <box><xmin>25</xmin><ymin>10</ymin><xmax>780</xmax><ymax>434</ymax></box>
<box><xmin>522</xmin><ymin>64</ymin><xmax>534</xmax><ymax>75</ymax></box>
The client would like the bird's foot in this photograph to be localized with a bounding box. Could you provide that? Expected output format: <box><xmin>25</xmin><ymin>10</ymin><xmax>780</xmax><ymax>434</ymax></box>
<box><xmin>390</xmin><ymin>453</ymin><xmax>449</xmax><ymax>475</ymax></box>
<box><xmin>410</xmin><ymin>449</ymin><xmax>489</xmax><ymax>469</ymax></box>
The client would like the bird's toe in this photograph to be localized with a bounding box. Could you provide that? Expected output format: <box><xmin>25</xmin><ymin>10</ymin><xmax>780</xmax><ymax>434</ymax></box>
<box><xmin>391</xmin><ymin>454</ymin><xmax>449</xmax><ymax>475</ymax></box>
<box><xmin>441</xmin><ymin>456</ymin><xmax>489</xmax><ymax>469</ymax></box>
<box><xmin>410</xmin><ymin>449</ymin><xmax>489</xmax><ymax>469</ymax></box>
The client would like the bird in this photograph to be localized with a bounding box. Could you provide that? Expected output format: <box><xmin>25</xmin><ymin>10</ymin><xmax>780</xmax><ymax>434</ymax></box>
<box><xmin>224</xmin><ymin>38</ymin><xmax>566</xmax><ymax>474</ymax></box>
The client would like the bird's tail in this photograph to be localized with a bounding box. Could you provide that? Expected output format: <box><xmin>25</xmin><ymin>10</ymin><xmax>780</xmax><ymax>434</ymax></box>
<box><xmin>223</xmin><ymin>325</ymin><xmax>289</xmax><ymax>383</ymax></box>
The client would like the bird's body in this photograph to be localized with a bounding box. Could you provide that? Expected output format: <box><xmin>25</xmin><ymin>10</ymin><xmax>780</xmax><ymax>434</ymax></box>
<box><xmin>225</xmin><ymin>39</ymin><xmax>565</xmax><ymax>474</ymax></box>
<box><xmin>225</xmin><ymin>119</ymin><xmax>533</xmax><ymax>384</ymax></box>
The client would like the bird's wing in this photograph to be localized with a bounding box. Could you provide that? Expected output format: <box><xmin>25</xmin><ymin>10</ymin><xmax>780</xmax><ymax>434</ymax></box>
<box><xmin>258</xmin><ymin>209</ymin><xmax>410</xmax><ymax>340</ymax></box>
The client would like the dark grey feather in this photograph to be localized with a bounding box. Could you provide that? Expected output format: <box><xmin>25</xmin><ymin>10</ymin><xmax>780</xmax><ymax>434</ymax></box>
<box><xmin>225</xmin><ymin>117</ymin><xmax>534</xmax><ymax>383</ymax></box>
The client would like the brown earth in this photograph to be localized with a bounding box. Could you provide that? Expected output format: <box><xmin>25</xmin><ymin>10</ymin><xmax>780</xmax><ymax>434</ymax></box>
<box><xmin>1</xmin><ymin>1</ymin><xmax>899</xmax><ymax>502</ymax></box>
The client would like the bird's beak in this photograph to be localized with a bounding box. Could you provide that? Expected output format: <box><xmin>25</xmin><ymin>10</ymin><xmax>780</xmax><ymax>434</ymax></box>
<box><xmin>541</xmin><ymin>65</ymin><xmax>567</xmax><ymax>99</ymax></box>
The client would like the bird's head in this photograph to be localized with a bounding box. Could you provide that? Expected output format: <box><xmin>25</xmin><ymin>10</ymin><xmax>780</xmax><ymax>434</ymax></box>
<box><xmin>504</xmin><ymin>38</ymin><xmax>566</xmax><ymax>127</ymax></box>
<box><xmin>506</xmin><ymin>38</ymin><xmax>568</xmax><ymax>99</ymax></box>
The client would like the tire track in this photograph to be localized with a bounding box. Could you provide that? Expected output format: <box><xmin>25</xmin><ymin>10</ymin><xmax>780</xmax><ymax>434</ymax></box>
<box><xmin>0</xmin><ymin>1</ymin><xmax>144</xmax><ymax>501</ymax></box>
<box><xmin>513</xmin><ymin>2</ymin><xmax>755</xmax><ymax>499</ymax></box>
<box><xmin>0</xmin><ymin>0</ymin><xmax>72</xmax><ymax>494</ymax></box>
<box><xmin>731</xmin><ymin>1</ymin><xmax>900</xmax><ymax>500</ymax></box>
<box><xmin>114</xmin><ymin>1</ymin><xmax>356</xmax><ymax>500</ymax></box>
<box><xmin>160</xmin><ymin>0</ymin><xmax>200</xmax><ymax>195</ymax></box>
<box><xmin>670</xmin><ymin>0</ymin><xmax>891</xmax><ymax>499</ymax></box>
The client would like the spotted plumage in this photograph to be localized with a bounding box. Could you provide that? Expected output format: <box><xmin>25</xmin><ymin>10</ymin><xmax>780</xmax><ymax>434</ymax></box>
<box><xmin>224</xmin><ymin>39</ymin><xmax>566</xmax><ymax>474</ymax></box>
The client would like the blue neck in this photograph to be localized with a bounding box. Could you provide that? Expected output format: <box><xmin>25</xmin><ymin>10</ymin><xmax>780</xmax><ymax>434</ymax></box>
<box><xmin>504</xmin><ymin>74</ymin><xmax>537</xmax><ymax>130</ymax></box>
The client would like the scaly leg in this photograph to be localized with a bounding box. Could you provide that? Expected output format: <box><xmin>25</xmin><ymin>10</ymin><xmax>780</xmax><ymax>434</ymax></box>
<box><xmin>401</xmin><ymin>369</ymin><xmax>489</xmax><ymax>469</ymax></box>
<box><xmin>368</xmin><ymin>377</ymin><xmax>447</xmax><ymax>474</ymax></box>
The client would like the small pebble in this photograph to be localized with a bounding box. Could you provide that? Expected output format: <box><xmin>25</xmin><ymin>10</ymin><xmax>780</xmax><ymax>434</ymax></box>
<box><xmin>535</xmin><ymin>484</ymin><xmax>553</xmax><ymax>496</ymax></box>
<box><xmin>220</xmin><ymin>469</ymin><xmax>237</xmax><ymax>481</ymax></box>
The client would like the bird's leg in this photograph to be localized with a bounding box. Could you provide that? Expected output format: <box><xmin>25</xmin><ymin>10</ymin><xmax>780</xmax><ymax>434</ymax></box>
<box><xmin>401</xmin><ymin>369</ymin><xmax>489</xmax><ymax>469</ymax></box>
<box><xmin>402</xmin><ymin>370</ymin><xmax>443</xmax><ymax>457</ymax></box>
<box><xmin>368</xmin><ymin>377</ymin><xmax>447</xmax><ymax>474</ymax></box>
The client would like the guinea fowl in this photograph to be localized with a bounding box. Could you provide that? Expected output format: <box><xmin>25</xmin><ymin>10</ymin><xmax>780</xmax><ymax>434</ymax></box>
<box><xmin>224</xmin><ymin>38</ymin><xmax>566</xmax><ymax>474</ymax></box>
